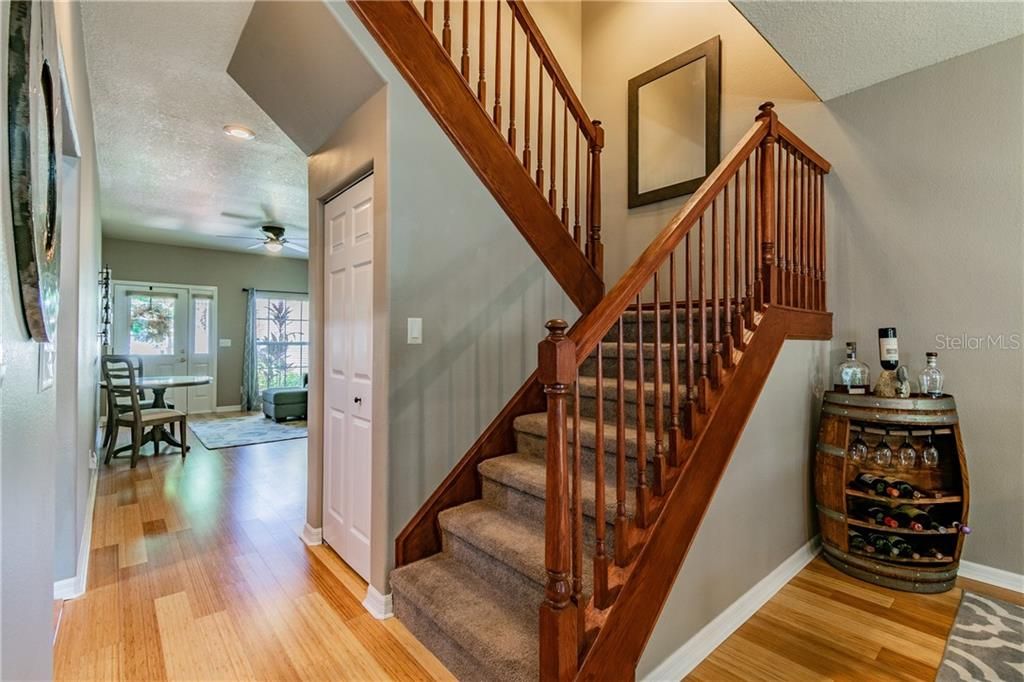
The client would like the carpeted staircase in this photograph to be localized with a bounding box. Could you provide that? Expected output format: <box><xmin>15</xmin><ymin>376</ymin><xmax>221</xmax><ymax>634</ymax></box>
<box><xmin>390</xmin><ymin>307</ymin><xmax>725</xmax><ymax>681</ymax></box>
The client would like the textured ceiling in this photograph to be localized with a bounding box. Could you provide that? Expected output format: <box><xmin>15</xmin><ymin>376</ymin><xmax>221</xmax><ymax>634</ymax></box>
<box><xmin>82</xmin><ymin>1</ymin><xmax>309</xmax><ymax>258</ymax></box>
<box><xmin>733</xmin><ymin>1</ymin><xmax>1024</xmax><ymax>101</ymax></box>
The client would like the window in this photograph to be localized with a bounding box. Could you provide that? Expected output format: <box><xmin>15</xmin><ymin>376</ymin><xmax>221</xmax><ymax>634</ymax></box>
<box><xmin>193</xmin><ymin>296</ymin><xmax>211</xmax><ymax>354</ymax></box>
<box><xmin>128</xmin><ymin>293</ymin><xmax>176</xmax><ymax>355</ymax></box>
<box><xmin>255</xmin><ymin>293</ymin><xmax>309</xmax><ymax>390</ymax></box>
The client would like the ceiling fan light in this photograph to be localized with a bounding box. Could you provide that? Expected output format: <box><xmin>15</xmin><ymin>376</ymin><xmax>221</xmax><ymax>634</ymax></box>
<box><xmin>264</xmin><ymin>241</ymin><xmax>283</xmax><ymax>253</ymax></box>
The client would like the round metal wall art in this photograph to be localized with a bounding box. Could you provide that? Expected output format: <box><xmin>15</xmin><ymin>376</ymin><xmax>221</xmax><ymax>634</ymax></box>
<box><xmin>7</xmin><ymin>0</ymin><xmax>62</xmax><ymax>342</ymax></box>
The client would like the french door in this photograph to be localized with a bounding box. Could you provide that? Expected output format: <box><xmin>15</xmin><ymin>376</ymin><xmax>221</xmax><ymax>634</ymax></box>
<box><xmin>322</xmin><ymin>174</ymin><xmax>374</xmax><ymax>581</ymax></box>
<box><xmin>111</xmin><ymin>282</ymin><xmax>218</xmax><ymax>414</ymax></box>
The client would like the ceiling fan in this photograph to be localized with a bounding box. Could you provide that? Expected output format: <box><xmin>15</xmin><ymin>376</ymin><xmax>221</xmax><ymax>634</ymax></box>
<box><xmin>216</xmin><ymin>225</ymin><xmax>308</xmax><ymax>254</ymax></box>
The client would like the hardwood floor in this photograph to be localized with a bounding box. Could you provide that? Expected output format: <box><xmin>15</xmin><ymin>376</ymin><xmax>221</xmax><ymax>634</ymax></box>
<box><xmin>687</xmin><ymin>556</ymin><xmax>1024</xmax><ymax>681</ymax></box>
<box><xmin>54</xmin><ymin>417</ymin><xmax>454</xmax><ymax>681</ymax></box>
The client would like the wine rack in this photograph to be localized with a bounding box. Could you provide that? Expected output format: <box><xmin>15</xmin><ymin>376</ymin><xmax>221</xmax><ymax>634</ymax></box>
<box><xmin>815</xmin><ymin>392</ymin><xmax>970</xmax><ymax>593</ymax></box>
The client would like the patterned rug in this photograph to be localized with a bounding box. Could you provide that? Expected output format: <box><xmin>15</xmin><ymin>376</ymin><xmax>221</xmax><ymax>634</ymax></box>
<box><xmin>937</xmin><ymin>591</ymin><xmax>1024</xmax><ymax>681</ymax></box>
<box><xmin>189</xmin><ymin>413</ymin><xmax>307</xmax><ymax>450</ymax></box>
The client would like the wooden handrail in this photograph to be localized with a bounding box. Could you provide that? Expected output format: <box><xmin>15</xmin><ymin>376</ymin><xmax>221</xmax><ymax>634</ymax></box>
<box><xmin>777</xmin><ymin>121</ymin><xmax>831</xmax><ymax>173</ymax></box>
<box><xmin>508</xmin><ymin>1</ymin><xmax>600</xmax><ymax>144</ymax></box>
<box><xmin>570</xmin><ymin>118</ymin><xmax>770</xmax><ymax>361</ymax></box>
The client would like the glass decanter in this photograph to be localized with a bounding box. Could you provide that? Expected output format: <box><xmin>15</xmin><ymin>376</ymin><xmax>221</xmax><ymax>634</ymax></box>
<box><xmin>871</xmin><ymin>432</ymin><xmax>893</xmax><ymax>468</ymax></box>
<box><xmin>920</xmin><ymin>434</ymin><xmax>940</xmax><ymax>467</ymax></box>
<box><xmin>919</xmin><ymin>352</ymin><xmax>944</xmax><ymax>397</ymax></box>
<box><xmin>896</xmin><ymin>435</ymin><xmax>917</xmax><ymax>469</ymax></box>
<box><xmin>835</xmin><ymin>342</ymin><xmax>870</xmax><ymax>394</ymax></box>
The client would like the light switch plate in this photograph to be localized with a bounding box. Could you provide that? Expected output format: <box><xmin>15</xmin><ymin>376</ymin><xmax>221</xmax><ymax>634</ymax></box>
<box><xmin>219</xmin><ymin>338</ymin><xmax>232</xmax><ymax>348</ymax></box>
<box><xmin>407</xmin><ymin>318</ymin><xmax>423</xmax><ymax>345</ymax></box>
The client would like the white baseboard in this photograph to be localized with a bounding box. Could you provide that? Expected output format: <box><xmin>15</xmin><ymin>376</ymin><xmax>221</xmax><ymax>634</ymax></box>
<box><xmin>959</xmin><ymin>560</ymin><xmax>1024</xmax><ymax>594</ymax></box>
<box><xmin>300</xmin><ymin>524</ymin><xmax>322</xmax><ymax>546</ymax></box>
<box><xmin>642</xmin><ymin>536</ymin><xmax>821</xmax><ymax>682</ymax></box>
<box><xmin>54</xmin><ymin>469</ymin><xmax>99</xmax><ymax>600</ymax></box>
<box><xmin>215</xmin><ymin>404</ymin><xmax>243</xmax><ymax>414</ymax></box>
<box><xmin>363</xmin><ymin>585</ymin><xmax>393</xmax><ymax>620</ymax></box>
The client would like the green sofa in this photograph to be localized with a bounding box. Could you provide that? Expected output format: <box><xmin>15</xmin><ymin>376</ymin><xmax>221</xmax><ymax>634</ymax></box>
<box><xmin>262</xmin><ymin>375</ymin><xmax>308</xmax><ymax>422</ymax></box>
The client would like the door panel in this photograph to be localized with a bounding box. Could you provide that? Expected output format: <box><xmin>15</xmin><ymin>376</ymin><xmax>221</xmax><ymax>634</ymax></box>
<box><xmin>113</xmin><ymin>284</ymin><xmax>189</xmax><ymax>411</ymax></box>
<box><xmin>322</xmin><ymin>174</ymin><xmax>374</xmax><ymax>581</ymax></box>
<box><xmin>188</xmin><ymin>294</ymin><xmax>215</xmax><ymax>413</ymax></box>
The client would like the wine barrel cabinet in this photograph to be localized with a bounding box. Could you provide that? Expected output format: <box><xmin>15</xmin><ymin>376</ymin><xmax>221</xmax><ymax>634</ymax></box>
<box><xmin>815</xmin><ymin>392</ymin><xmax>969</xmax><ymax>593</ymax></box>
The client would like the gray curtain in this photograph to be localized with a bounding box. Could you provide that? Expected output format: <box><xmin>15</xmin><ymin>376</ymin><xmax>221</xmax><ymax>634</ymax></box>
<box><xmin>241</xmin><ymin>289</ymin><xmax>261</xmax><ymax>411</ymax></box>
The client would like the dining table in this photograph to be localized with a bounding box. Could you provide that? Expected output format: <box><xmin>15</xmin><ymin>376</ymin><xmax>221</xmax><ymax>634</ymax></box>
<box><xmin>101</xmin><ymin>375</ymin><xmax>213</xmax><ymax>454</ymax></box>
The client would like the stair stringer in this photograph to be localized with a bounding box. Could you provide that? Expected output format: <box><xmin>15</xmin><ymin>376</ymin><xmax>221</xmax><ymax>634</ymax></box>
<box><xmin>577</xmin><ymin>306</ymin><xmax>832</xmax><ymax>681</ymax></box>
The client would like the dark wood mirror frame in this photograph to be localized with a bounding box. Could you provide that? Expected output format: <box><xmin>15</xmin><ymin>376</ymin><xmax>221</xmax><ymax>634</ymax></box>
<box><xmin>628</xmin><ymin>35</ymin><xmax>721</xmax><ymax>209</ymax></box>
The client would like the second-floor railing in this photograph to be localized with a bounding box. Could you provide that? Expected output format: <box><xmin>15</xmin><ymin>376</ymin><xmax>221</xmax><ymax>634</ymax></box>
<box><xmin>536</xmin><ymin>102</ymin><xmax>831</xmax><ymax>679</ymax></box>
<box><xmin>415</xmin><ymin>0</ymin><xmax>604</xmax><ymax>276</ymax></box>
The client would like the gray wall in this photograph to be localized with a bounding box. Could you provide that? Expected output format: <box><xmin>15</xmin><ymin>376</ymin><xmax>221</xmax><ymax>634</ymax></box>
<box><xmin>1</xmin><ymin>2</ymin><xmax>103</xmax><ymax>678</ymax></box>
<box><xmin>323</xmin><ymin>1</ymin><xmax>577</xmax><ymax>593</ymax></box>
<box><xmin>784</xmin><ymin>35</ymin><xmax>1024</xmax><ymax>575</ymax></box>
<box><xmin>101</xmin><ymin>238</ymin><xmax>309</xmax><ymax>407</ymax></box>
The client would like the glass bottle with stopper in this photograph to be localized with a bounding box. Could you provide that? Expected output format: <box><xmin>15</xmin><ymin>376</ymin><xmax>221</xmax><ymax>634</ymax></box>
<box><xmin>835</xmin><ymin>342</ymin><xmax>870</xmax><ymax>394</ymax></box>
<box><xmin>919</xmin><ymin>352</ymin><xmax>944</xmax><ymax>397</ymax></box>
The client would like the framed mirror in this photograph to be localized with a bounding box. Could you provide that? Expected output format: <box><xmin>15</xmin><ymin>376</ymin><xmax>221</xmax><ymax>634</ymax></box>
<box><xmin>628</xmin><ymin>36</ymin><xmax>721</xmax><ymax>208</ymax></box>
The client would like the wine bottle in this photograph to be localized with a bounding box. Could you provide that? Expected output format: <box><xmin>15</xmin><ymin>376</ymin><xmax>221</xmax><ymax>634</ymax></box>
<box><xmin>852</xmin><ymin>473</ymin><xmax>889</xmax><ymax>496</ymax></box>
<box><xmin>893</xmin><ymin>505</ymin><xmax>931</xmax><ymax>531</ymax></box>
<box><xmin>864</xmin><ymin>505</ymin><xmax>889</xmax><ymax>525</ymax></box>
<box><xmin>867</xmin><ymin>533</ymin><xmax>894</xmax><ymax>556</ymax></box>
<box><xmin>952</xmin><ymin>521</ymin><xmax>972</xmax><ymax>535</ymax></box>
<box><xmin>926</xmin><ymin>547</ymin><xmax>945</xmax><ymax>560</ymax></box>
<box><xmin>878</xmin><ymin>327</ymin><xmax>899</xmax><ymax>371</ymax></box>
<box><xmin>885</xmin><ymin>479</ymin><xmax>922</xmax><ymax>499</ymax></box>
<box><xmin>848</xmin><ymin>530</ymin><xmax>874</xmax><ymax>553</ymax></box>
<box><xmin>886</xmin><ymin>535</ymin><xmax>917</xmax><ymax>558</ymax></box>
<box><xmin>929</xmin><ymin>522</ymin><xmax>949</xmax><ymax>534</ymax></box>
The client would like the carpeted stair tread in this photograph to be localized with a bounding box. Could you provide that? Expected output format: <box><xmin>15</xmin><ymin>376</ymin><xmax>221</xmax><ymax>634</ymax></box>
<box><xmin>440</xmin><ymin>500</ymin><xmax>559</xmax><ymax>591</ymax></box>
<box><xmin>576</xmin><ymin>374</ymin><xmax>694</xmax><ymax>405</ymax></box>
<box><xmin>514</xmin><ymin>412</ymin><xmax>655</xmax><ymax>460</ymax></box>
<box><xmin>478</xmin><ymin>452</ymin><xmax>632</xmax><ymax>521</ymax></box>
<box><xmin>390</xmin><ymin>554</ymin><xmax>537</xmax><ymax>681</ymax></box>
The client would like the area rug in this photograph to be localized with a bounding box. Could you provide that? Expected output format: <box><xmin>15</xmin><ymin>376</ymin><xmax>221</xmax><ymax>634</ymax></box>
<box><xmin>189</xmin><ymin>413</ymin><xmax>307</xmax><ymax>450</ymax></box>
<box><xmin>936</xmin><ymin>591</ymin><xmax>1024</xmax><ymax>681</ymax></box>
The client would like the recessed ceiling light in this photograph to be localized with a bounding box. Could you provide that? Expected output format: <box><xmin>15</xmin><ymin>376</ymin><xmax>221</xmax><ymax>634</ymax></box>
<box><xmin>223</xmin><ymin>124</ymin><xmax>255</xmax><ymax>140</ymax></box>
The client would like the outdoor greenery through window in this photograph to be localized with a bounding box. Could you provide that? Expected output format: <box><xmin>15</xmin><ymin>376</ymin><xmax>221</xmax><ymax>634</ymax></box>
<box><xmin>129</xmin><ymin>293</ymin><xmax>176</xmax><ymax>355</ymax></box>
<box><xmin>255</xmin><ymin>293</ymin><xmax>309</xmax><ymax>390</ymax></box>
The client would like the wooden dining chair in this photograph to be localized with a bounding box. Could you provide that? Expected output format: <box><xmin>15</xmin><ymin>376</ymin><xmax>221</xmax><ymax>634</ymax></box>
<box><xmin>101</xmin><ymin>355</ymin><xmax>188</xmax><ymax>468</ymax></box>
<box><xmin>101</xmin><ymin>355</ymin><xmax>176</xmax><ymax>447</ymax></box>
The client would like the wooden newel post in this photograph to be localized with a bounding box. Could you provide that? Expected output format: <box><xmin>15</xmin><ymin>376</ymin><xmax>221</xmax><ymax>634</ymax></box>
<box><xmin>755</xmin><ymin>101</ymin><xmax>778</xmax><ymax>308</ymax></box>
<box><xmin>588</xmin><ymin>121</ymin><xmax>605</xmax><ymax>279</ymax></box>
<box><xmin>538</xmin><ymin>319</ymin><xmax>579</xmax><ymax>682</ymax></box>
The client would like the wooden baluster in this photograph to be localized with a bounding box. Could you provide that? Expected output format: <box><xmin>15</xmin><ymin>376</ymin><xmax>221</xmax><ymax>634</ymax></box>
<box><xmin>560</xmin><ymin>102</ymin><xmax>568</xmax><ymax>225</ymax></box>
<box><xmin>710</xmin><ymin>198</ymin><xmax>722</xmax><ymax>388</ymax></box>
<box><xmin>697</xmin><ymin>215</ymin><xmax>710</xmax><ymax>411</ymax></box>
<box><xmin>573</xmin><ymin>128</ymin><xmax>581</xmax><ymax>245</ymax></box>
<box><xmin>507</xmin><ymin>12</ymin><xmax>515</xmax><ymax>147</ymax></box>
<box><xmin>722</xmin><ymin>183</ymin><xmax>734</xmax><ymax>368</ymax></box>
<box><xmin>593</xmin><ymin>338</ymin><xmax>611</xmax><ymax>608</ymax></box>
<box><xmin>424</xmin><ymin>0</ymin><xmax>433</xmax><ymax>30</ymax></box>
<box><xmin>492</xmin><ymin>0</ymin><xmax>501</xmax><ymax>127</ymax></box>
<box><xmin>819</xmin><ymin>170</ymin><xmax>827</xmax><ymax>309</ymax></box>
<box><xmin>668</xmin><ymin>251</ymin><xmax>682</xmax><ymax>464</ymax></box>
<box><xmin>588</xmin><ymin>122</ymin><xmax>604</xmax><ymax>277</ymax></box>
<box><xmin>683</xmin><ymin>233</ymin><xmax>696</xmax><ymax>435</ymax></box>
<box><xmin>477</xmin><ymin>0</ymin><xmax>486</xmax><ymax>104</ymax></box>
<box><xmin>549</xmin><ymin>79</ymin><xmax>557</xmax><ymax>208</ymax></box>
<box><xmin>614</xmin><ymin>317</ymin><xmax>629</xmax><ymax>567</ymax></box>
<box><xmin>536</xmin><ymin>57</ymin><xmax>544</xmax><ymax>189</ymax></box>
<box><xmin>460</xmin><ymin>0</ymin><xmax>470</xmax><ymax>80</ymax></box>
<box><xmin>802</xmin><ymin>156</ymin><xmax>810</xmax><ymax>308</ymax></box>
<box><xmin>442</xmin><ymin>0</ymin><xmax>452</xmax><ymax>55</ymax></box>
<box><xmin>744</xmin><ymin>156</ymin><xmax>755</xmax><ymax>329</ymax></box>
<box><xmin>652</xmin><ymin>271</ymin><xmax>666</xmax><ymax>496</ymax></box>
<box><xmin>538</xmin><ymin>319</ymin><xmax>578</xmax><ymax>682</ymax></box>
<box><xmin>571</xmin><ymin>374</ymin><xmax>583</xmax><ymax>645</ymax></box>
<box><xmin>522</xmin><ymin>45</ymin><xmax>531</xmax><ymax>170</ymax></box>
<box><xmin>732</xmin><ymin>170</ymin><xmax>744</xmax><ymax>348</ymax></box>
<box><xmin>634</xmin><ymin>294</ymin><xmax>650</xmax><ymax>528</ymax></box>
<box><xmin>781</xmin><ymin>145</ymin><xmax>791</xmax><ymax>306</ymax></box>
<box><xmin>752</xmin><ymin>146</ymin><xmax>762</xmax><ymax>311</ymax></box>
<box><xmin>756</xmin><ymin>102</ymin><xmax>778</xmax><ymax>307</ymax></box>
<box><xmin>796</xmin><ymin>152</ymin><xmax>804</xmax><ymax>308</ymax></box>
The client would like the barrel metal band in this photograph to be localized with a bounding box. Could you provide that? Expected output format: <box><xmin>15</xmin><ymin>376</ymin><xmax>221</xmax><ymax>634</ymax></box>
<box><xmin>817</xmin><ymin>443</ymin><xmax>846</xmax><ymax>459</ymax></box>
<box><xmin>822</xmin><ymin>404</ymin><xmax>958</xmax><ymax>426</ymax></box>
<box><xmin>816</xmin><ymin>504</ymin><xmax>846</xmax><ymax>522</ymax></box>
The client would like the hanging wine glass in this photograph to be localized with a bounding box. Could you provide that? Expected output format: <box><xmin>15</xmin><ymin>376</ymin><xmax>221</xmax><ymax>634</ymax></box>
<box><xmin>848</xmin><ymin>432</ymin><xmax>869</xmax><ymax>464</ymax></box>
<box><xmin>897</xmin><ymin>433</ymin><xmax>918</xmax><ymax>469</ymax></box>
<box><xmin>921</xmin><ymin>433</ymin><xmax>940</xmax><ymax>468</ymax></box>
<box><xmin>871</xmin><ymin>431</ymin><xmax>893</xmax><ymax>468</ymax></box>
